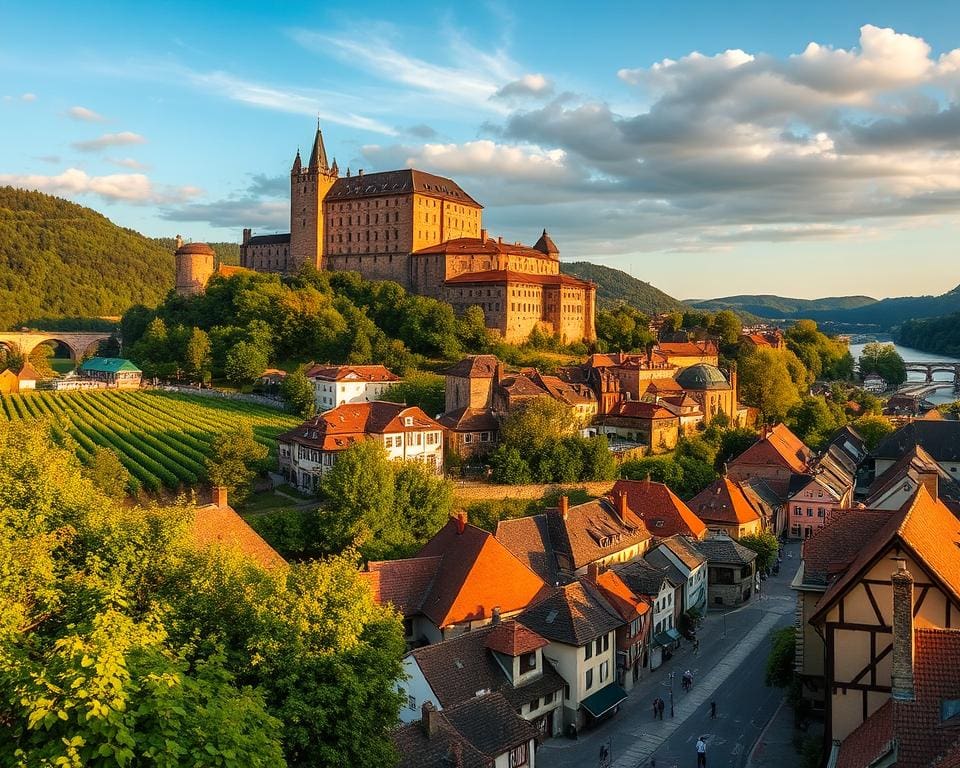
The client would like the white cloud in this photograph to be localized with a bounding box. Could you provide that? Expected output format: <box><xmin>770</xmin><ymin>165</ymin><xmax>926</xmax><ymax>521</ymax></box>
<box><xmin>0</xmin><ymin>168</ymin><xmax>199</xmax><ymax>204</ymax></box>
<box><xmin>187</xmin><ymin>70</ymin><xmax>397</xmax><ymax>135</ymax></box>
<box><xmin>106</xmin><ymin>157</ymin><xmax>150</xmax><ymax>170</ymax></box>
<box><xmin>20</xmin><ymin>93</ymin><xmax>37</xmax><ymax>102</ymax></box>
<box><xmin>67</xmin><ymin>105</ymin><xmax>107</xmax><ymax>122</ymax></box>
<box><xmin>71</xmin><ymin>131</ymin><xmax>146</xmax><ymax>152</ymax></box>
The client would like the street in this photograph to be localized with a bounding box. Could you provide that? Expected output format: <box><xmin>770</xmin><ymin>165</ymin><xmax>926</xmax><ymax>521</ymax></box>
<box><xmin>538</xmin><ymin>541</ymin><xmax>801</xmax><ymax>768</ymax></box>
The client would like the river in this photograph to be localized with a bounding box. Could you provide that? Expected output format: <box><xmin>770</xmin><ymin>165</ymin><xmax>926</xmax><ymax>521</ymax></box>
<box><xmin>848</xmin><ymin>341</ymin><xmax>960</xmax><ymax>405</ymax></box>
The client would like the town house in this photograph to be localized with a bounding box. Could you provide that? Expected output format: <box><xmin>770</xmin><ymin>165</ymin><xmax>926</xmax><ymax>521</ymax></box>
<box><xmin>305</xmin><ymin>363</ymin><xmax>400</xmax><ymax>411</ymax></box>
<box><xmin>696</xmin><ymin>536</ymin><xmax>758</xmax><ymax>608</ymax></box>
<box><xmin>688</xmin><ymin>477</ymin><xmax>764</xmax><ymax>540</ymax></box>
<box><xmin>727</xmin><ymin>423</ymin><xmax>812</xmax><ymax>498</ymax></box>
<box><xmin>614</xmin><ymin>558</ymin><xmax>681</xmax><ymax>670</ymax></box>
<box><xmin>588</xmin><ymin>567</ymin><xmax>652</xmax><ymax>690</ymax></box>
<box><xmin>645</xmin><ymin>535</ymin><xmax>709</xmax><ymax>616</ymax></box>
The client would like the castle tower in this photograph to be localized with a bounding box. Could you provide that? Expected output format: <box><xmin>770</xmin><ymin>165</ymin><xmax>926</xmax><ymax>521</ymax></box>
<box><xmin>290</xmin><ymin>124</ymin><xmax>339</xmax><ymax>273</ymax></box>
<box><xmin>174</xmin><ymin>236</ymin><xmax>216</xmax><ymax>296</ymax></box>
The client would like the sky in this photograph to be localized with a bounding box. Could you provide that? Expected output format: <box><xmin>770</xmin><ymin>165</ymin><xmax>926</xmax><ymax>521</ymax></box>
<box><xmin>2</xmin><ymin>0</ymin><xmax>960</xmax><ymax>301</ymax></box>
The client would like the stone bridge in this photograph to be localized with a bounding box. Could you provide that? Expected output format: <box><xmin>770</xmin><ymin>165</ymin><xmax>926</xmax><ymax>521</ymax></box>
<box><xmin>904</xmin><ymin>361</ymin><xmax>960</xmax><ymax>384</ymax></box>
<box><xmin>0</xmin><ymin>331</ymin><xmax>113</xmax><ymax>362</ymax></box>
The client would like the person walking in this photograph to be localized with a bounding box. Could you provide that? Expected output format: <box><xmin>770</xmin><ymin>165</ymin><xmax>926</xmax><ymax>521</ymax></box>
<box><xmin>653</xmin><ymin>698</ymin><xmax>659</xmax><ymax>720</ymax></box>
<box><xmin>710</xmin><ymin>701</ymin><xmax>717</xmax><ymax>719</ymax></box>
<box><xmin>696</xmin><ymin>736</ymin><xmax>707</xmax><ymax>768</ymax></box>
<box><xmin>657</xmin><ymin>697</ymin><xmax>665</xmax><ymax>720</ymax></box>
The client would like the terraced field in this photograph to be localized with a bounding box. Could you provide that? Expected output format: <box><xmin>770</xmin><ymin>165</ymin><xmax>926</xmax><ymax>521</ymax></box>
<box><xmin>0</xmin><ymin>390</ymin><xmax>300</xmax><ymax>494</ymax></box>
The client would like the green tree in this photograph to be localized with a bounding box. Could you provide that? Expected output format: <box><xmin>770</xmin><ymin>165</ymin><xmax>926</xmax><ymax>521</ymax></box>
<box><xmin>489</xmin><ymin>445</ymin><xmax>534</xmax><ymax>485</ymax></box>
<box><xmin>787</xmin><ymin>396</ymin><xmax>846</xmax><ymax>449</ymax></box>
<box><xmin>714</xmin><ymin>427</ymin><xmax>759</xmax><ymax>472</ymax></box>
<box><xmin>740</xmin><ymin>530</ymin><xmax>780</xmax><ymax>572</ymax></box>
<box><xmin>393</xmin><ymin>461</ymin><xmax>454</xmax><ymax>554</ymax></box>
<box><xmin>280</xmin><ymin>365</ymin><xmax>317</xmax><ymax>418</ymax></box>
<box><xmin>766</xmin><ymin>626</ymin><xmax>796</xmax><ymax>688</ymax></box>
<box><xmin>184</xmin><ymin>326</ymin><xmax>213</xmax><ymax>383</ymax></box>
<box><xmin>853</xmin><ymin>414</ymin><xmax>896</xmax><ymax>451</ymax></box>
<box><xmin>619</xmin><ymin>456</ymin><xmax>685</xmax><ymax>491</ymax></box>
<box><xmin>676</xmin><ymin>457</ymin><xmax>719</xmax><ymax>499</ymax></box>
<box><xmin>205</xmin><ymin>423</ymin><xmax>269</xmax><ymax>503</ymax></box>
<box><xmin>859</xmin><ymin>342</ymin><xmax>907</xmax><ymax>388</ymax></box>
<box><xmin>318</xmin><ymin>441</ymin><xmax>396</xmax><ymax>557</ymax></box>
<box><xmin>382</xmin><ymin>372</ymin><xmax>446</xmax><ymax>417</ymax></box>
<box><xmin>711</xmin><ymin>310</ymin><xmax>742</xmax><ymax>349</ymax></box>
<box><xmin>0</xmin><ymin>343</ymin><xmax>25</xmax><ymax>374</ymax></box>
<box><xmin>82</xmin><ymin>446</ymin><xmax>131</xmax><ymax>498</ymax></box>
<box><xmin>738</xmin><ymin>348</ymin><xmax>802</xmax><ymax>423</ymax></box>
<box><xmin>500</xmin><ymin>397</ymin><xmax>576</xmax><ymax>455</ymax></box>
<box><xmin>225</xmin><ymin>341</ymin><xmax>269</xmax><ymax>388</ymax></box>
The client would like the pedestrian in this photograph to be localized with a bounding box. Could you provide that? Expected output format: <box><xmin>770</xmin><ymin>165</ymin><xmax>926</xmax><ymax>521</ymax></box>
<box><xmin>710</xmin><ymin>701</ymin><xmax>717</xmax><ymax>719</ymax></box>
<box><xmin>696</xmin><ymin>736</ymin><xmax>707</xmax><ymax>768</ymax></box>
<box><xmin>653</xmin><ymin>698</ymin><xmax>658</xmax><ymax>720</ymax></box>
<box><xmin>657</xmin><ymin>697</ymin><xmax>665</xmax><ymax>720</ymax></box>
<box><xmin>694</xmin><ymin>638</ymin><xmax>700</xmax><ymax>654</ymax></box>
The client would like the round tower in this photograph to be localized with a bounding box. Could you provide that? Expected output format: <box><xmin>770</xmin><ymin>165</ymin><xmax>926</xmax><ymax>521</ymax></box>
<box><xmin>174</xmin><ymin>236</ymin><xmax>216</xmax><ymax>296</ymax></box>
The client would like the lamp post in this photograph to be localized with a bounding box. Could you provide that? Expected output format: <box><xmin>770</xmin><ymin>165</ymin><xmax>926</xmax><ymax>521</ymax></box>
<box><xmin>668</xmin><ymin>671</ymin><xmax>675</xmax><ymax>718</ymax></box>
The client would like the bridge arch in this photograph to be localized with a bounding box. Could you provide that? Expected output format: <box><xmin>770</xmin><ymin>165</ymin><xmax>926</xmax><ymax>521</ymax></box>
<box><xmin>0</xmin><ymin>331</ymin><xmax>113</xmax><ymax>364</ymax></box>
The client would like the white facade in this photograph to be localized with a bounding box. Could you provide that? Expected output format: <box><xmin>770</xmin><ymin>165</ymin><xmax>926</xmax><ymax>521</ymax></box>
<box><xmin>311</xmin><ymin>375</ymin><xmax>398</xmax><ymax>411</ymax></box>
<box><xmin>651</xmin><ymin>581</ymin><xmax>676</xmax><ymax>635</ymax></box>
<box><xmin>542</xmin><ymin>630</ymin><xmax>617</xmax><ymax>729</ymax></box>
<box><xmin>654</xmin><ymin>545</ymin><xmax>708</xmax><ymax>614</ymax></box>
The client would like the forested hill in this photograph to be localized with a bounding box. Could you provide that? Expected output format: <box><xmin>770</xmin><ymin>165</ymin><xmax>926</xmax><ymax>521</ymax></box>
<box><xmin>151</xmin><ymin>237</ymin><xmax>240</xmax><ymax>266</ymax></box>
<box><xmin>0</xmin><ymin>187</ymin><xmax>175</xmax><ymax>329</ymax></box>
<box><xmin>689</xmin><ymin>294</ymin><xmax>877</xmax><ymax>317</ymax></box>
<box><xmin>897</xmin><ymin>312</ymin><xmax>960</xmax><ymax>357</ymax></box>
<box><xmin>562</xmin><ymin>261</ymin><xmax>685</xmax><ymax>314</ymax></box>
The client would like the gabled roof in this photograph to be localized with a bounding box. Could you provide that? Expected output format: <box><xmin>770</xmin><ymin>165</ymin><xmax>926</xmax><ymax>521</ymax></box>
<box><xmin>826</xmin><ymin>425</ymin><xmax>868</xmax><ymax>466</ymax></box>
<box><xmin>362</xmin><ymin>556</ymin><xmax>442</xmax><ymax>617</ymax></box>
<box><xmin>518</xmin><ymin>580</ymin><xmax>623</xmax><ymax>647</ymax></box>
<box><xmin>810</xmin><ymin>487</ymin><xmax>960</xmax><ymax>626</ymax></box>
<box><xmin>688</xmin><ymin>478</ymin><xmax>762</xmax><ymax>526</ymax></box>
<box><xmin>498</xmin><ymin>373</ymin><xmax>549</xmax><ymax>398</ymax></box>
<box><xmin>650</xmin><ymin>535</ymin><xmax>707</xmax><ymax>572</ymax></box>
<box><xmin>414</xmin><ymin>236</ymin><xmax>553</xmax><ymax>261</ymax></box>
<box><xmin>393</xmin><ymin>717</ymin><xmax>489</xmax><ymax>768</ymax></box>
<box><xmin>304</xmin><ymin>364</ymin><xmax>399</xmax><ymax>383</ymax></box>
<box><xmin>800</xmin><ymin>509</ymin><xmax>893</xmax><ymax>588</ymax></box>
<box><xmin>875</xmin><ymin>421</ymin><xmax>960</xmax><ymax>463</ymax></box>
<box><xmin>835</xmin><ymin>700</ymin><xmax>894</xmax><ymax>768</ymax></box>
<box><xmin>410</xmin><ymin>622</ymin><xmax>562</xmax><ymax>711</ymax></box>
<box><xmin>529</xmin><ymin>371</ymin><xmax>596</xmax><ymax>406</ymax></box>
<box><xmin>641</xmin><ymin>550</ymin><xmax>686</xmax><ymax>590</ymax></box>
<box><xmin>592</xmin><ymin>570</ymin><xmax>650</xmax><ymax>623</ymax></box>
<box><xmin>739</xmin><ymin>477</ymin><xmax>783</xmax><ymax>515</ymax></box>
<box><xmin>613</xmin><ymin>558</ymin><xmax>675</xmax><ymax>598</ymax></box>
<box><xmin>545</xmin><ymin>496</ymin><xmax>651</xmax><ymax>571</ymax></box>
<box><xmin>277</xmin><ymin>402</ymin><xmax>443</xmax><ymax>451</ymax></box>
<box><xmin>695</xmin><ymin>536</ymin><xmax>758</xmax><ymax>566</ymax></box>
<box><xmin>607</xmin><ymin>400</ymin><xmax>677</xmax><ymax>420</ymax></box>
<box><xmin>416</xmin><ymin>519</ymin><xmax>549</xmax><ymax>629</ymax></box>
<box><xmin>443</xmin><ymin>355</ymin><xmax>500</xmax><ymax>378</ymax></box>
<box><xmin>864</xmin><ymin>444</ymin><xmax>960</xmax><ymax>513</ymax></box>
<box><xmin>328</xmin><ymin>169</ymin><xmax>481</xmax><ymax>207</ymax></box>
<box><xmin>80</xmin><ymin>357</ymin><xmax>141</xmax><ymax>374</ymax></box>
<box><xmin>729</xmin><ymin>423</ymin><xmax>811</xmax><ymax>474</ymax></box>
<box><xmin>444</xmin><ymin>270</ymin><xmax>593</xmax><ymax>289</ymax></box>
<box><xmin>610</xmin><ymin>479</ymin><xmax>708</xmax><ymax>539</ymax></box>
<box><xmin>484</xmin><ymin>620</ymin><xmax>549</xmax><ymax>657</ymax></box>
<box><xmin>441</xmin><ymin>692</ymin><xmax>537</xmax><ymax>759</ymax></box>
<box><xmin>436</xmin><ymin>407</ymin><xmax>500</xmax><ymax>433</ymax></box>
<box><xmin>16</xmin><ymin>360</ymin><xmax>41</xmax><ymax>381</ymax></box>
<box><xmin>656</xmin><ymin>341</ymin><xmax>718</xmax><ymax>358</ymax></box>
<box><xmin>191</xmin><ymin>504</ymin><xmax>286</xmax><ymax>571</ymax></box>
<box><xmin>495</xmin><ymin>514</ymin><xmax>559</xmax><ymax>586</ymax></box>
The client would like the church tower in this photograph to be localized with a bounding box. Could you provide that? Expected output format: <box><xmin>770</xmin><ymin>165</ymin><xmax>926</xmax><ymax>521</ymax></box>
<box><xmin>290</xmin><ymin>124</ymin><xmax>338</xmax><ymax>272</ymax></box>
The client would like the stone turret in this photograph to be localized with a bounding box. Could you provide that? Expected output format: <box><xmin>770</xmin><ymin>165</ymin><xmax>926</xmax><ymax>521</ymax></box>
<box><xmin>290</xmin><ymin>123</ymin><xmax>339</xmax><ymax>272</ymax></box>
<box><xmin>174</xmin><ymin>239</ymin><xmax>216</xmax><ymax>296</ymax></box>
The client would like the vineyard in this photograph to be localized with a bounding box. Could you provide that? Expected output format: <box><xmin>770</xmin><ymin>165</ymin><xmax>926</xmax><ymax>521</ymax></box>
<box><xmin>0</xmin><ymin>390</ymin><xmax>301</xmax><ymax>494</ymax></box>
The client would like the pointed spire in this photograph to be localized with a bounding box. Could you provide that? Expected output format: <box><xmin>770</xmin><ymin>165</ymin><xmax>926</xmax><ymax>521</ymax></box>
<box><xmin>291</xmin><ymin>148</ymin><xmax>302</xmax><ymax>174</ymax></box>
<box><xmin>533</xmin><ymin>228</ymin><xmax>559</xmax><ymax>256</ymax></box>
<box><xmin>331</xmin><ymin>157</ymin><xmax>339</xmax><ymax>177</ymax></box>
<box><xmin>308</xmin><ymin>124</ymin><xmax>329</xmax><ymax>172</ymax></box>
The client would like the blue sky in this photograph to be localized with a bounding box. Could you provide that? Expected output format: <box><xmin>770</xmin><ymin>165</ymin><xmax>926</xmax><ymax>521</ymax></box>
<box><xmin>3</xmin><ymin>0</ymin><xmax>960</xmax><ymax>300</ymax></box>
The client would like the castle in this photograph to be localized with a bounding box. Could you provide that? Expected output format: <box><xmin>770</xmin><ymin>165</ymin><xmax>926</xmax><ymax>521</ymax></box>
<box><xmin>230</xmin><ymin>125</ymin><xmax>596</xmax><ymax>344</ymax></box>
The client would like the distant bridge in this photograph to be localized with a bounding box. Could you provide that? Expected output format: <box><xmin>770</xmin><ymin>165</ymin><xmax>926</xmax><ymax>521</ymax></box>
<box><xmin>903</xmin><ymin>361</ymin><xmax>960</xmax><ymax>384</ymax></box>
<box><xmin>0</xmin><ymin>331</ymin><xmax>113</xmax><ymax>362</ymax></box>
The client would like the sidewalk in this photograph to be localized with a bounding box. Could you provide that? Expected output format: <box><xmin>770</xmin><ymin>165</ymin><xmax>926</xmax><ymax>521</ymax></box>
<box><xmin>745</xmin><ymin>698</ymin><xmax>823</xmax><ymax>768</ymax></box>
<box><xmin>539</xmin><ymin>591</ymin><xmax>796</xmax><ymax>768</ymax></box>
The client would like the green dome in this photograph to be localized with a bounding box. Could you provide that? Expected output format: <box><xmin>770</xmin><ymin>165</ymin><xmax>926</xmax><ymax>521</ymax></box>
<box><xmin>676</xmin><ymin>364</ymin><xmax>730</xmax><ymax>391</ymax></box>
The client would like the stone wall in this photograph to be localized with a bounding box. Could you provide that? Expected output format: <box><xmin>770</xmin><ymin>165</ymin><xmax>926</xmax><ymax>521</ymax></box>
<box><xmin>451</xmin><ymin>480</ymin><xmax>616</xmax><ymax>504</ymax></box>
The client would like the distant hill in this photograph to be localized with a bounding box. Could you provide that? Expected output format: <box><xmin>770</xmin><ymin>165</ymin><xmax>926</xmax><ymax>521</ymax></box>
<box><xmin>151</xmin><ymin>238</ymin><xmax>240</xmax><ymax>266</ymax></box>
<box><xmin>562</xmin><ymin>261</ymin><xmax>685</xmax><ymax>314</ymax></box>
<box><xmin>0</xmin><ymin>187</ymin><xmax>175</xmax><ymax>330</ymax></box>
<box><xmin>688</xmin><ymin>294</ymin><xmax>878</xmax><ymax>318</ymax></box>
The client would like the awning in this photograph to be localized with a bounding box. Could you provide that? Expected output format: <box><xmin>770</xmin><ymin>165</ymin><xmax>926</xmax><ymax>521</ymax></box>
<box><xmin>653</xmin><ymin>628</ymin><xmax>682</xmax><ymax>647</ymax></box>
<box><xmin>581</xmin><ymin>684</ymin><xmax>628</xmax><ymax>719</ymax></box>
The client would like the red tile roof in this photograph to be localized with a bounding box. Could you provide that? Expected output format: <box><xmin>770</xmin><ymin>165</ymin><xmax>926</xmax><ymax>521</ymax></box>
<box><xmin>413</xmin><ymin>236</ymin><xmax>554</xmax><ymax>261</ymax></box>
<box><xmin>415</xmin><ymin>519</ymin><xmax>549</xmax><ymax>629</ymax></box>
<box><xmin>443</xmin><ymin>355</ymin><xmax>500</xmax><ymax>378</ymax></box>
<box><xmin>655</xmin><ymin>341</ymin><xmax>718</xmax><ymax>358</ymax></box>
<box><xmin>484</xmin><ymin>620</ymin><xmax>549</xmax><ymax>656</ymax></box>
<box><xmin>811</xmin><ymin>487</ymin><xmax>960</xmax><ymax>626</ymax></box>
<box><xmin>545</xmin><ymin>496</ymin><xmax>652</xmax><ymax>571</ymax></box>
<box><xmin>800</xmin><ymin>508</ymin><xmax>894</xmax><ymax>587</ymax></box>
<box><xmin>593</xmin><ymin>570</ymin><xmax>650</xmax><ymax>623</ymax></box>
<box><xmin>277</xmin><ymin>402</ymin><xmax>443</xmax><ymax>451</ymax></box>
<box><xmin>688</xmin><ymin>478</ymin><xmax>762</xmax><ymax>526</ymax></box>
<box><xmin>607</xmin><ymin>400</ymin><xmax>677</xmax><ymax>421</ymax></box>
<box><xmin>304</xmin><ymin>364</ymin><xmax>399</xmax><ymax>383</ymax></box>
<box><xmin>729</xmin><ymin>423</ymin><xmax>811</xmax><ymax>474</ymax></box>
<box><xmin>611</xmin><ymin>479</ymin><xmax>708</xmax><ymax>539</ymax></box>
<box><xmin>835</xmin><ymin>700</ymin><xmax>893</xmax><ymax>768</ymax></box>
<box><xmin>362</xmin><ymin>556</ymin><xmax>442</xmax><ymax>617</ymax></box>
<box><xmin>16</xmin><ymin>360</ymin><xmax>41</xmax><ymax>381</ymax></box>
<box><xmin>444</xmin><ymin>269</ymin><xmax>593</xmax><ymax>289</ymax></box>
<box><xmin>191</xmin><ymin>504</ymin><xmax>286</xmax><ymax>570</ymax></box>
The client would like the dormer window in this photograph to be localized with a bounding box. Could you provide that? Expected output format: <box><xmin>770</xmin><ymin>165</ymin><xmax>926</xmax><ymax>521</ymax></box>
<box><xmin>520</xmin><ymin>652</ymin><xmax>537</xmax><ymax>672</ymax></box>
<box><xmin>404</xmin><ymin>417</ymin><xmax>414</xmax><ymax>427</ymax></box>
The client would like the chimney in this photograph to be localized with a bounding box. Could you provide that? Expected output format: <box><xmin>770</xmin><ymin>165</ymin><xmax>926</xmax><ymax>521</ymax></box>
<box><xmin>450</xmin><ymin>742</ymin><xmax>464</xmax><ymax>768</ymax></box>
<box><xmin>358</xmin><ymin>168</ymin><xmax>364</xmax><ymax>176</ymax></box>
<box><xmin>480</xmin><ymin>228</ymin><xmax>487</xmax><ymax>242</ymax></box>
<box><xmin>917</xmin><ymin>470</ymin><xmax>939</xmax><ymax>502</ymax></box>
<box><xmin>492</xmin><ymin>606</ymin><xmax>501</xmax><ymax>624</ymax></box>
<box><xmin>175</xmin><ymin>234</ymin><xmax>183</xmax><ymax>250</ymax></box>
<box><xmin>212</xmin><ymin>486</ymin><xmax>228</xmax><ymax>509</ymax></box>
<box><xmin>421</xmin><ymin>701</ymin><xmax>440</xmax><ymax>738</ymax></box>
<box><xmin>456</xmin><ymin>510</ymin><xmax>467</xmax><ymax>534</ymax></box>
<box><xmin>616</xmin><ymin>490</ymin><xmax>629</xmax><ymax>524</ymax></box>
<box><xmin>497</xmin><ymin>235</ymin><xmax>503</xmax><ymax>244</ymax></box>
<box><xmin>559</xmin><ymin>495</ymin><xmax>569</xmax><ymax>520</ymax></box>
<box><xmin>586</xmin><ymin>561</ymin><xmax>600</xmax><ymax>583</ymax></box>
<box><xmin>891</xmin><ymin>558</ymin><xmax>915</xmax><ymax>702</ymax></box>
<box><xmin>242</xmin><ymin>228</ymin><xmax>251</xmax><ymax>245</ymax></box>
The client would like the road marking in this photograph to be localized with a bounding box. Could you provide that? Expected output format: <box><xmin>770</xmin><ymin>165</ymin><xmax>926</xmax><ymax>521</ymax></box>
<box><xmin>610</xmin><ymin>606</ymin><xmax>790</xmax><ymax>768</ymax></box>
